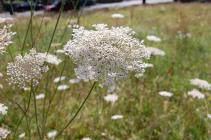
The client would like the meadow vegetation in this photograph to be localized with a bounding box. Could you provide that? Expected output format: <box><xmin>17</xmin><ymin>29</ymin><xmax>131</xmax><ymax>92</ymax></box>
<box><xmin>0</xmin><ymin>3</ymin><xmax>211</xmax><ymax>140</ymax></box>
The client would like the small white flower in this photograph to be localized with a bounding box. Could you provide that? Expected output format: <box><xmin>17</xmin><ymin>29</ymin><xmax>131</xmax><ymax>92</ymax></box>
<box><xmin>38</xmin><ymin>53</ymin><xmax>62</xmax><ymax>65</ymax></box>
<box><xmin>187</xmin><ymin>89</ymin><xmax>205</xmax><ymax>99</ymax></box>
<box><xmin>111</xmin><ymin>13</ymin><xmax>125</xmax><ymax>19</ymax></box>
<box><xmin>146</xmin><ymin>35</ymin><xmax>161</xmax><ymax>42</ymax></box>
<box><xmin>36</xmin><ymin>93</ymin><xmax>45</xmax><ymax>100</ymax></box>
<box><xmin>55</xmin><ymin>49</ymin><xmax>65</xmax><ymax>54</ymax></box>
<box><xmin>159</xmin><ymin>91</ymin><xmax>173</xmax><ymax>97</ymax></box>
<box><xmin>145</xmin><ymin>47</ymin><xmax>165</xmax><ymax>56</ymax></box>
<box><xmin>81</xmin><ymin>137</ymin><xmax>92</xmax><ymax>140</ymax></box>
<box><xmin>0</xmin><ymin>72</ymin><xmax>3</xmax><ymax>78</ymax></box>
<box><xmin>18</xmin><ymin>132</ymin><xmax>25</xmax><ymax>139</ymax></box>
<box><xmin>0</xmin><ymin>103</ymin><xmax>8</xmax><ymax>115</ymax></box>
<box><xmin>23</xmin><ymin>87</ymin><xmax>30</xmax><ymax>91</ymax></box>
<box><xmin>190</xmin><ymin>78</ymin><xmax>211</xmax><ymax>90</ymax></box>
<box><xmin>57</xmin><ymin>85</ymin><xmax>69</xmax><ymax>91</ymax></box>
<box><xmin>111</xmin><ymin>114</ymin><xmax>123</xmax><ymax>120</ymax></box>
<box><xmin>53</xmin><ymin>76</ymin><xmax>66</xmax><ymax>83</ymax></box>
<box><xmin>47</xmin><ymin>130</ymin><xmax>57</xmax><ymax>139</ymax></box>
<box><xmin>207</xmin><ymin>114</ymin><xmax>211</xmax><ymax>119</ymax></box>
<box><xmin>69</xmin><ymin>78</ymin><xmax>81</xmax><ymax>84</ymax></box>
<box><xmin>101</xmin><ymin>132</ymin><xmax>106</xmax><ymax>136</ymax></box>
<box><xmin>0</xmin><ymin>127</ymin><xmax>10</xmax><ymax>139</ymax></box>
<box><xmin>104</xmin><ymin>94</ymin><xmax>118</xmax><ymax>103</ymax></box>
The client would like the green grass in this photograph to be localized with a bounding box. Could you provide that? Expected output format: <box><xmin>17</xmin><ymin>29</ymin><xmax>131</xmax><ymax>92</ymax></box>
<box><xmin>0</xmin><ymin>3</ymin><xmax>211</xmax><ymax>140</ymax></box>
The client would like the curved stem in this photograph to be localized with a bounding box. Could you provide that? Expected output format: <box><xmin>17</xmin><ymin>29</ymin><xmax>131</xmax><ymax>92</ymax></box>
<box><xmin>56</xmin><ymin>82</ymin><xmax>97</xmax><ymax>138</ymax></box>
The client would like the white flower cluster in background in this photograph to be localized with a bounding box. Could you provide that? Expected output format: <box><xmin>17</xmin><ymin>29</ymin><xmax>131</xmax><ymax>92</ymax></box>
<box><xmin>104</xmin><ymin>94</ymin><xmax>118</xmax><ymax>103</ymax></box>
<box><xmin>54</xmin><ymin>76</ymin><xmax>66</xmax><ymax>83</ymax></box>
<box><xmin>69</xmin><ymin>78</ymin><xmax>81</xmax><ymax>84</ymax></box>
<box><xmin>0</xmin><ymin>103</ymin><xmax>8</xmax><ymax>115</ymax></box>
<box><xmin>190</xmin><ymin>78</ymin><xmax>211</xmax><ymax>90</ymax></box>
<box><xmin>145</xmin><ymin>47</ymin><xmax>165</xmax><ymax>56</ymax></box>
<box><xmin>57</xmin><ymin>84</ymin><xmax>69</xmax><ymax>91</ymax></box>
<box><xmin>64</xmin><ymin>24</ymin><xmax>150</xmax><ymax>85</ymax></box>
<box><xmin>7</xmin><ymin>49</ymin><xmax>49</xmax><ymax>89</ymax></box>
<box><xmin>38</xmin><ymin>53</ymin><xmax>62</xmax><ymax>65</ymax></box>
<box><xmin>18</xmin><ymin>132</ymin><xmax>25</xmax><ymax>139</ymax></box>
<box><xmin>0</xmin><ymin>127</ymin><xmax>10</xmax><ymax>139</ymax></box>
<box><xmin>36</xmin><ymin>93</ymin><xmax>45</xmax><ymax>100</ymax></box>
<box><xmin>146</xmin><ymin>35</ymin><xmax>161</xmax><ymax>42</ymax></box>
<box><xmin>159</xmin><ymin>91</ymin><xmax>173</xmax><ymax>97</ymax></box>
<box><xmin>47</xmin><ymin>130</ymin><xmax>57</xmax><ymax>139</ymax></box>
<box><xmin>0</xmin><ymin>25</ymin><xmax>16</xmax><ymax>54</ymax></box>
<box><xmin>187</xmin><ymin>89</ymin><xmax>205</xmax><ymax>99</ymax></box>
<box><xmin>111</xmin><ymin>114</ymin><xmax>123</xmax><ymax>120</ymax></box>
<box><xmin>111</xmin><ymin>13</ymin><xmax>125</xmax><ymax>19</ymax></box>
<box><xmin>81</xmin><ymin>137</ymin><xmax>92</xmax><ymax>140</ymax></box>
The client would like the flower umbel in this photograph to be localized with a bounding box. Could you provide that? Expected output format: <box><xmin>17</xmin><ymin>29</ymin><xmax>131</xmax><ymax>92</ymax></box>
<box><xmin>0</xmin><ymin>103</ymin><xmax>8</xmax><ymax>115</ymax></box>
<box><xmin>7</xmin><ymin>49</ymin><xmax>49</xmax><ymax>89</ymax></box>
<box><xmin>0</xmin><ymin>127</ymin><xmax>10</xmax><ymax>139</ymax></box>
<box><xmin>64</xmin><ymin>24</ymin><xmax>149</xmax><ymax>85</ymax></box>
<box><xmin>0</xmin><ymin>25</ymin><xmax>16</xmax><ymax>54</ymax></box>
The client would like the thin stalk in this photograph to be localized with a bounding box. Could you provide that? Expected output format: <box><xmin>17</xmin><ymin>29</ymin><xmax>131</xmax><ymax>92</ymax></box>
<box><xmin>41</xmin><ymin>60</ymin><xmax>66</xmax><ymax>134</ymax></box>
<box><xmin>20</xmin><ymin>17</ymin><xmax>32</xmax><ymax>55</ymax></box>
<box><xmin>46</xmin><ymin>0</ymin><xmax>65</xmax><ymax>54</ymax></box>
<box><xmin>7</xmin><ymin>47</ymin><xmax>14</xmax><ymax>61</ymax></box>
<box><xmin>13</xmin><ymin>89</ymin><xmax>33</xmax><ymax>139</ymax></box>
<box><xmin>56</xmin><ymin>82</ymin><xmax>96</xmax><ymax>138</ymax></box>
<box><xmin>32</xmin><ymin>87</ymin><xmax>42</xmax><ymax>140</ymax></box>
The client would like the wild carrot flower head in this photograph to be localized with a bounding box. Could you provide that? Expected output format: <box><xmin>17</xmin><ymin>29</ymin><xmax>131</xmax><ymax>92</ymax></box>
<box><xmin>187</xmin><ymin>89</ymin><xmax>205</xmax><ymax>99</ymax></box>
<box><xmin>64</xmin><ymin>24</ymin><xmax>150</xmax><ymax>85</ymax></box>
<box><xmin>7</xmin><ymin>49</ymin><xmax>49</xmax><ymax>89</ymax></box>
<box><xmin>0</xmin><ymin>25</ymin><xmax>16</xmax><ymax>54</ymax></box>
<box><xmin>190</xmin><ymin>78</ymin><xmax>211</xmax><ymax>90</ymax></box>
<box><xmin>0</xmin><ymin>127</ymin><xmax>10</xmax><ymax>139</ymax></box>
<box><xmin>0</xmin><ymin>103</ymin><xmax>8</xmax><ymax>115</ymax></box>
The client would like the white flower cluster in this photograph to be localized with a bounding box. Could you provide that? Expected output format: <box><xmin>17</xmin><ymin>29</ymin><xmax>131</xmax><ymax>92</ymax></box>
<box><xmin>0</xmin><ymin>127</ymin><xmax>10</xmax><ymax>139</ymax></box>
<box><xmin>159</xmin><ymin>91</ymin><xmax>173</xmax><ymax>97</ymax></box>
<box><xmin>111</xmin><ymin>13</ymin><xmax>125</xmax><ymax>19</ymax></box>
<box><xmin>190</xmin><ymin>78</ymin><xmax>211</xmax><ymax>90</ymax></box>
<box><xmin>47</xmin><ymin>130</ymin><xmax>57</xmax><ymax>139</ymax></box>
<box><xmin>54</xmin><ymin>76</ymin><xmax>66</xmax><ymax>83</ymax></box>
<box><xmin>146</xmin><ymin>35</ymin><xmax>161</xmax><ymax>42</ymax></box>
<box><xmin>38</xmin><ymin>53</ymin><xmax>62</xmax><ymax>65</ymax></box>
<box><xmin>187</xmin><ymin>89</ymin><xmax>205</xmax><ymax>99</ymax></box>
<box><xmin>64</xmin><ymin>24</ymin><xmax>150</xmax><ymax>85</ymax></box>
<box><xmin>7</xmin><ymin>49</ymin><xmax>49</xmax><ymax>89</ymax></box>
<box><xmin>0</xmin><ymin>25</ymin><xmax>16</xmax><ymax>54</ymax></box>
<box><xmin>111</xmin><ymin>114</ymin><xmax>123</xmax><ymax>120</ymax></box>
<box><xmin>145</xmin><ymin>47</ymin><xmax>165</xmax><ymax>56</ymax></box>
<box><xmin>104</xmin><ymin>94</ymin><xmax>118</xmax><ymax>103</ymax></box>
<box><xmin>0</xmin><ymin>103</ymin><xmax>8</xmax><ymax>115</ymax></box>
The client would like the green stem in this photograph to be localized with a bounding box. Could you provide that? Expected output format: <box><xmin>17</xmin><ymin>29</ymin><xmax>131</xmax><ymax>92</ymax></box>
<box><xmin>56</xmin><ymin>82</ymin><xmax>96</xmax><ymax>138</ymax></box>
<box><xmin>32</xmin><ymin>87</ymin><xmax>42</xmax><ymax>140</ymax></box>
<box><xmin>46</xmin><ymin>0</ymin><xmax>65</xmax><ymax>54</ymax></box>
